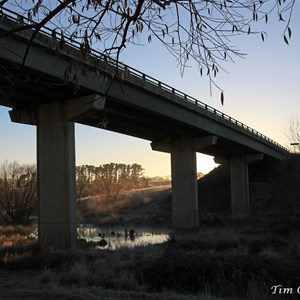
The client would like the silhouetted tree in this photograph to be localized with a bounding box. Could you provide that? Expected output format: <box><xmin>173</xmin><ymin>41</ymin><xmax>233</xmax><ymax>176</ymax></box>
<box><xmin>76</xmin><ymin>166</ymin><xmax>93</xmax><ymax>201</ymax></box>
<box><xmin>0</xmin><ymin>0</ymin><xmax>296</xmax><ymax>100</ymax></box>
<box><xmin>285</xmin><ymin>115</ymin><xmax>300</xmax><ymax>153</ymax></box>
<box><xmin>0</xmin><ymin>161</ymin><xmax>37</xmax><ymax>224</ymax></box>
<box><xmin>76</xmin><ymin>162</ymin><xmax>148</xmax><ymax>201</ymax></box>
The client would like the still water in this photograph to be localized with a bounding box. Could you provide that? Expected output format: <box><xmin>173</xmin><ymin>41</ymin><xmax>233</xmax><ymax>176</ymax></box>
<box><xmin>77</xmin><ymin>225</ymin><xmax>170</xmax><ymax>250</ymax></box>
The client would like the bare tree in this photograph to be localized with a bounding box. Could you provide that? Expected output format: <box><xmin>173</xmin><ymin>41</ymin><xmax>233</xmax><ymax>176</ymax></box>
<box><xmin>0</xmin><ymin>0</ymin><xmax>296</xmax><ymax>101</ymax></box>
<box><xmin>0</xmin><ymin>161</ymin><xmax>37</xmax><ymax>224</ymax></box>
<box><xmin>285</xmin><ymin>115</ymin><xmax>300</xmax><ymax>153</ymax></box>
<box><xmin>75</xmin><ymin>163</ymin><xmax>148</xmax><ymax>201</ymax></box>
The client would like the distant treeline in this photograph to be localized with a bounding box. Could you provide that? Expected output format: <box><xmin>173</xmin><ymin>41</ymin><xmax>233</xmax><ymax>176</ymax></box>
<box><xmin>76</xmin><ymin>163</ymin><xmax>149</xmax><ymax>201</ymax></box>
<box><xmin>0</xmin><ymin>161</ymin><xmax>149</xmax><ymax>224</ymax></box>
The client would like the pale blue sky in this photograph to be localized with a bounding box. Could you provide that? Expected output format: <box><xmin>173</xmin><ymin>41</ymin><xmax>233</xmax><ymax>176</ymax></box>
<box><xmin>0</xmin><ymin>3</ymin><xmax>299</xmax><ymax>177</ymax></box>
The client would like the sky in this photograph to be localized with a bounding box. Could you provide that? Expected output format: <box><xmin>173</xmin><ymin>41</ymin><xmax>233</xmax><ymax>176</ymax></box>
<box><xmin>0</xmin><ymin>2</ymin><xmax>299</xmax><ymax>177</ymax></box>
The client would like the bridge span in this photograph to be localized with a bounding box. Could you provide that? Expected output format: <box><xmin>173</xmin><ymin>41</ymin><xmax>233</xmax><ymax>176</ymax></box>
<box><xmin>0</xmin><ymin>9</ymin><xmax>289</xmax><ymax>248</ymax></box>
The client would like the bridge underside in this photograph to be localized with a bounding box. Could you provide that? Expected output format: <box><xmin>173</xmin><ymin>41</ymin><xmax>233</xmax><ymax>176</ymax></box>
<box><xmin>7</xmin><ymin>92</ymin><xmax>266</xmax><ymax>247</ymax></box>
<box><xmin>1</xmin><ymin>55</ymin><xmax>287</xmax><ymax>160</ymax></box>
<box><xmin>0</xmin><ymin>27</ymin><xmax>288</xmax><ymax>248</ymax></box>
<box><xmin>2</xmin><ymin>60</ymin><xmax>270</xmax><ymax>161</ymax></box>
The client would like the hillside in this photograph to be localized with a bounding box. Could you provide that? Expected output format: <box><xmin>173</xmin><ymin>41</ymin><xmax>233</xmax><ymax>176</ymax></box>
<box><xmin>198</xmin><ymin>153</ymin><xmax>300</xmax><ymax>215</ymax></box>
<box><xmin>78</xmin><ymin>154</ymin><xmax>300</xmax><ymax>227</ymax></box>
<box><xmin>145</xmin><ymin>153</ymin><xmax>300</xmax><ymax>218</ymax></box>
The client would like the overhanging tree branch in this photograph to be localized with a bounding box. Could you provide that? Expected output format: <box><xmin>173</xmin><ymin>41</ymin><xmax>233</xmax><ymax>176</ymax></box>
<box><xmin>0</xmin><ymin>0</ymin><xmax>296</xmax><ymax>101</ymax></box>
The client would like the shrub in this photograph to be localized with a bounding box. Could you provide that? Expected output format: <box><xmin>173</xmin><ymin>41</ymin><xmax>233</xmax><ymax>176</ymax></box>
<box><xmin>135</xmin><ymin>244</ymin><xmax>300</xmax><ymax>298</ymax></box>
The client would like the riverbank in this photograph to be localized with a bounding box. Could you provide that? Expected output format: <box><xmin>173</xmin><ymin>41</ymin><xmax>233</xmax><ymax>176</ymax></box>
<box><xmin>1</xmin><ymin>215</ymin><xmax>300</xmax><ymax>299</ymax></box>
<box><xmin>78</xmin><ymin>185</ymin><xmax>172</xmax><ymax>227</ymax></box>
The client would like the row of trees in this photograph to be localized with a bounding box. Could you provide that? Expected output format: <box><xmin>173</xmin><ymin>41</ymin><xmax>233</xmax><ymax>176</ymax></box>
<box><xmin>76</xmin><ymin>163</ymin><xmax>149</xmax><ymax>201</ymax></box>
<box><xmin>0</xmin><ymin>161</ymin><xmax>148</xmax><ymax>224</ymax></box>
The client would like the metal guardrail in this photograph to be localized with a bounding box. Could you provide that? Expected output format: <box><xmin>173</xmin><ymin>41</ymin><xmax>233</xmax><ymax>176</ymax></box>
<box><xmin>0</xmin><ymin>7</ymin><xmax>289</xmax><ymax>153</ymax></box>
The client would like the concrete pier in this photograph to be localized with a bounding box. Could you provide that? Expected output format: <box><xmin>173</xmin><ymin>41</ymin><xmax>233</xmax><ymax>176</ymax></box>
<box><xmin>152</xmin><ymin>136</ymin><xmax>217</xmax><ymax>228</ymax></box>
<box><xmin>229</xmin><ymin>154</ymin><xmax>263</xmax><ymax>216</ymax></box>
<box><xmin>230</xmin><ymin>156</ymin><xmax>249</xmax><ymax>216</ymax></box>
<box><xmin>170</xmin><ymin>139</ymin><xmax>198</xmax><ymax>228</ymax></box>
<box><xmin>9</xmin><ymin>94</ymin><xmax>103</xmax><ymax>249</ymax></box>
<box><xmin>37</xmin><ymin>101</ymin><xmax>77</xmax><ymax>248</ymax></box>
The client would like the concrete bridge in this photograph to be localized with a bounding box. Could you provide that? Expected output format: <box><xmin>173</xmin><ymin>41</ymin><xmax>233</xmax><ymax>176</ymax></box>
<box><xmin>0</xmin><ymin>9</ymin><xmax>289</xmax><ymax>248</ymax></box>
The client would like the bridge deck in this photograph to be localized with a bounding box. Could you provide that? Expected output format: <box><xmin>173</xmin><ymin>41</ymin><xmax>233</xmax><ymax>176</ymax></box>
<box><xmin>0</xmin><ymin>8</ymin><xmax>289</xmax><ymax>160</ymax></box>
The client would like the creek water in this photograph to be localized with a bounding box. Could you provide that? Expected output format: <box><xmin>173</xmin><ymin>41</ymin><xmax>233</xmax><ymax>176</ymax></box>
<box><xmin>77</xmin><ymin>225</ymin><xmax>170</xmax><ymax>250</ymax></box>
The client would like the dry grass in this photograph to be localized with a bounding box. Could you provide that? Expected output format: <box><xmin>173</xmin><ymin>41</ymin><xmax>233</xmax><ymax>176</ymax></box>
<box><xmin>1</xmin><ymin>216</ymin><xmax>300</xmax><ymax>299</ymax></box>
<box><xmin>0</xmin><ymin>269</ymin><xmax>226</xmax><ymax>300</ymax></box>
<box><xmin>78</xmin><ymin>185</ymin><xmax>171</xmax><ymax>226</ymax></box>
<box><xmin>0</xmin><ymin>230</ymin><xmax>228</xmax><ymax>299</ymax></box>
<box><xmin>0</xmin><ymin>225</ymin><xmax>37</xmax><ymax>248</ymax></box>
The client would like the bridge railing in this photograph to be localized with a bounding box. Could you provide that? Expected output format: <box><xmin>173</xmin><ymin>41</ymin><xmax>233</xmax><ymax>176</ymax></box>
<box><xmin>0</xmin><ymin>7</ymin><xmax>289</xmax><ymax>153</ymax></box>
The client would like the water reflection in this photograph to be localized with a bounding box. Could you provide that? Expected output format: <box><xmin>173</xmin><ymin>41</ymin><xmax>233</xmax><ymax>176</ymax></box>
<box><xmin>77</xmin><ymin>225</ymin><xmax>170</xmax><ymax>250</ymax></box>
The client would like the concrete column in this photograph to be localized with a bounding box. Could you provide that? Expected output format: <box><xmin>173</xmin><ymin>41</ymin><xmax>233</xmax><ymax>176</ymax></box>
<box><xmin>170</xmin><ymin>139</ymin><xmax>198</xmax><ymax>228</ymax></box>
<box><xmin>9</xmin><ymin>94</ymin><xmax>102</xmax><ymax>248</ymax></box>
<box><xmin>230</xmin><ymin>156</ymin><xmax>249</xmax><ymax>216</ymax></box>
<box><xmin>151</xmin><ymin>135</ymin><xmax>217</xmax><ymax>229</ymax></box>
<box><xmin>37</xmin><ymin>101</ymin><xmax>77</xmax><ymax>248</ymax></box>
<box><xmin>229</xmin><ymin>154</ymin><xmax>264</xmax><ymax>216</ymax></box>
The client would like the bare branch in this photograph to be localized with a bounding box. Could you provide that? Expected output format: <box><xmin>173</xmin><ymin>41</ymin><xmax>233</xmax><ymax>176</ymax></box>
<box><xmin>0</xmin><ymin>0</ymin><xmax>296</xmax><ymax>99</ymax></box>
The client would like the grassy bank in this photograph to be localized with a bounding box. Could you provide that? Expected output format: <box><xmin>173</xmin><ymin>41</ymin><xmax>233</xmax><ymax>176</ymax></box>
<box><xmin>1</xmin><ymin>215</ymin><xmax>300</xmax><ymax>299</ymax></box>
<box><xmin>78</xmin><ymin>185</ymin><xmax>172</xmax><ymax>227</ymax></box>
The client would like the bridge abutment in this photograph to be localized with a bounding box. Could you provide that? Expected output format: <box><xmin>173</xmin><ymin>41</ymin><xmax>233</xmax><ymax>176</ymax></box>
<box><xmin>151</xmin><ymin>136</ymin><xmax>217</xmax><ymax>229</ymax></box>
